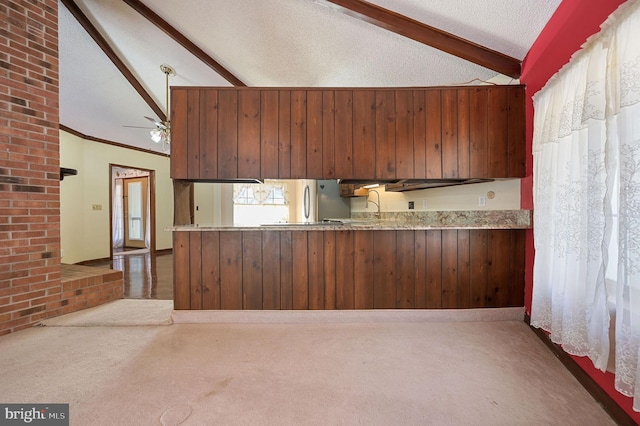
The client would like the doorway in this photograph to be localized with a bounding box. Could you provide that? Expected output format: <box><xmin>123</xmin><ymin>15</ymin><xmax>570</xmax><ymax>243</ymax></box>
<box><xmin>110</xmin><ymin>164</ymin><xmax>156</xmax><ymax>258</ymax></box>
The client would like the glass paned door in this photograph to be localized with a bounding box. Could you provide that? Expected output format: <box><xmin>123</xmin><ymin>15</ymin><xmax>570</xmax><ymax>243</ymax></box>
<box><xmin>123</xmin><ymin>177</ymin><xmax>147</xmax><ymax>248</ymax></box>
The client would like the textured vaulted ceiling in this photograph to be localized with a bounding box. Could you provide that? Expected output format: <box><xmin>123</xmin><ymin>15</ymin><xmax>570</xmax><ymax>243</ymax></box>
<box><xmin>58</xmin><ymin>0</ymin><xmax>562</xmax><ymax>154</ymax></box>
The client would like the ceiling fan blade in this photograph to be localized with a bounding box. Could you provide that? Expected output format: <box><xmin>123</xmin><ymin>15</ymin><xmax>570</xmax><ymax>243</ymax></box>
<box><xmin>144</xmin><ymin>116</ymin><xmax>166</xmax><ymax>129</ymax></box>
<box><xmin>123</xmin><ymin>125</ymin><xmax>153</xmax><ymax>129</ymax></box>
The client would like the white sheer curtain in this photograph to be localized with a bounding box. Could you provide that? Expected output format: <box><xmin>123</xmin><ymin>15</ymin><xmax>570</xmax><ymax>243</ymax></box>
<box><xmin>531</xmin><ymin>1</ymin><xmax>640</xmax><ymax>410</ymax></box>
<box><xmin>607</xmin><ymin>4</ymin><xmax>640</xmax><ymax>407</ymax></box>
<box><xmin>112</xmin><ymin>178</ymin><xmax>124</xmax><ymax>249</ymax></box>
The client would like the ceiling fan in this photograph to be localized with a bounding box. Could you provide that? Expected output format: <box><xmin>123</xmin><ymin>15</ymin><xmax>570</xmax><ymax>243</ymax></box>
<box><xmin>124</xmin><ymin>63</ymin><xmax>175</xmax><ymax>150</ymax></box>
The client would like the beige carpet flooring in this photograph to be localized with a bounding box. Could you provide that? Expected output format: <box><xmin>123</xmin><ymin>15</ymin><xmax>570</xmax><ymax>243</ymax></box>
<box><xmin>40</xmin><ymin>299</ymin><xmax>174</xmax><ymax>326</ymax></box>
<box><xmin>0</xmin><ymin>302</ymin><xmax>615</xmax><ymax>425</ymax></box>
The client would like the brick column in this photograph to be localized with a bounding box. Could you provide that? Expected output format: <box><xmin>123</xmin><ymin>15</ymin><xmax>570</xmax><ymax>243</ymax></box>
<box><xmin>0</xmin><ymin>0</ymin><xmax>61</xmax><ymax>334</ymax></box>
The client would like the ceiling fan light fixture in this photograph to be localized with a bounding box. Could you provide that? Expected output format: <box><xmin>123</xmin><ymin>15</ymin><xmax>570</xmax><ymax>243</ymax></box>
<box><xmin>150</xmin><ymin>128</ymin><xmax>163</xmax><ymax>143</ymax></box>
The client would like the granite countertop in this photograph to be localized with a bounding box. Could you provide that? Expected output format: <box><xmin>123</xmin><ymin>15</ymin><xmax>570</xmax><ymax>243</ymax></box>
<box><xmin>167</xmin><ymin>210</ymin><xmax>532</xmax><ymax>231</ymax></box>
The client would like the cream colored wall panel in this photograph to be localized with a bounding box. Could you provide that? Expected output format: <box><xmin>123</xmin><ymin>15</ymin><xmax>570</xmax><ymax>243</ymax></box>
<box><xmin>194</xmin><ymin>183</ymin><xmax>221</xmax><ymax>226</ymax></box>
<box><xmin>60</xmin><ymin>133</ymin><xmax>85</xmax><ymax>264</ymax></box>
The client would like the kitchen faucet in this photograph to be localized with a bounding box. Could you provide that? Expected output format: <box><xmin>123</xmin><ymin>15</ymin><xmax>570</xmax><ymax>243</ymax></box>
<box><xmin>366</xmin><ymin>189</ymin><xmax>381</xmax><ymax>218</ymax></box>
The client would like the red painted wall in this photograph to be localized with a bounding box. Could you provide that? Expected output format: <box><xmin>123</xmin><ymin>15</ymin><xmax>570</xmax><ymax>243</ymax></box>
<box><xmin>520</xmin><ymin>0</ymin><xmax>638</xmax><ymax>421</ymax></box>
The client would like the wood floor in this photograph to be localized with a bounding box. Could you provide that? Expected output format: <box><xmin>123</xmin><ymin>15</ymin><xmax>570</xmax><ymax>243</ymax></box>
<box><xmin>82</xmin><ymin>251</ymin><xmax>173</xmax><ymax>300</ymax></box>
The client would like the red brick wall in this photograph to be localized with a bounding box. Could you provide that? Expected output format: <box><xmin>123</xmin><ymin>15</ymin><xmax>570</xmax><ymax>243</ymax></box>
<box><xmin>0</xmin><ymin>0</ymin><xmax>61</xmax><ymax>335</ymax></box>
<box><xmin>61</xmin><ymin>265</ymin><xmax>123</xmax><ymax>314</ymax></box>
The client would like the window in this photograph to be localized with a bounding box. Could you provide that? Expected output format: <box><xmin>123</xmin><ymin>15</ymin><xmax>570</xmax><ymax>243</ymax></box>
<box><xmin>232</xmin><ymin>181</ymin><xmax>289</xmax><ymax>226</ymax></box>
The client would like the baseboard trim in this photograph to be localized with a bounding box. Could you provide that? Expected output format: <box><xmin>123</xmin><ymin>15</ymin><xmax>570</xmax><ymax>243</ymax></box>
<box><xmin>173</xmin><ymin>307</ymin><xmax>525</xmax><ymax>325</ymax></box>
<box><xmin>524</xmin><ymin>314</ymin><xmax>636</xmax><ymax>426</ymax></box>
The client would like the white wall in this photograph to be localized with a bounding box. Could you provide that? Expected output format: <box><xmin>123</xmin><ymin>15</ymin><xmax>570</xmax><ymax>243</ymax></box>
<box><xmin>60</xmin><ymin>130</ymin><xmax>173</xmax><ymax>263</ymax></box>
<box><xmin>350</xmin><ymin>179</ymin><xmax>521</xmax><ymax>213</ymax></box>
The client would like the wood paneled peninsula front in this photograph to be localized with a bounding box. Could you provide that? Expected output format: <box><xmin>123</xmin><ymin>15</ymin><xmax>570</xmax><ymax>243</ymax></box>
<box><xmin>170</xmin><ymin>211</ymin><xmax>529</xmax><ymax>311</ymax></box>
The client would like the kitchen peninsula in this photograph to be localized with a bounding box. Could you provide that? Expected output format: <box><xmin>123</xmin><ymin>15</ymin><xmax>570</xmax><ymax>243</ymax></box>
<box><xmin>170</xmin><ymin>210</ymin><xmax>529</xmax><ymax>310</ymax></box>
<box><xmin>170</xmin><ymin>86</ymin><xmax>528</xmax><ymax>311</ymax></box>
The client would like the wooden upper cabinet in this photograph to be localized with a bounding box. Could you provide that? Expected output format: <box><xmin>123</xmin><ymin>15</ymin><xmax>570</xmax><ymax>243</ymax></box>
<box><xmin>334</xmin><ymin>90</ymin><xmax>354</xmax><ymax>179</ymax></box>
<box><xmin>441</xmin><ymin>89</ymin><xmax>459</xmax><ymax>179</ymax></box>
<box><xmin>506</xmin><ymin>87</ymin><xmax>526</xmax><ymax>177</ymax></box>
<box><xmin>170</xmin><ymin>86</ymin><xmax>526</xmax><ymax>181</ymax></box>
<box><xmin>395</xmin><ymin>90</ymin><xmax>414</xmax><ymax>178</ymax></box>
<box><xmin>260</xmin><ymin>90</ymin><xmax>279</xmax><ymax>178</ymax></box>
<box><xmin>199</xmin><ymin>89</ymin><xmax>218</xmax><ymax>179</ymax></box>
<box><xmin>424</xmin><ymin>89</ymin><xmax>443</xmax><ymax>179</ymax></box>
<box><xmin>322</xmin><ymin>91</ymin><xmax>336</xmax><ymax>179</ymax></box>
<box><xmin>170</xmin><ymin>88</ymin><xmax>188</xmax><ymax>179</ymax></box>
<box><xmin>237</xmin><ymin>90</ymin><xmax>261</xmax><ymax>178</ymax></box>
<box><xmin>290</xmin><ymin>90</ymin><xmax>307</xmax><ymax>179</ymax></box>
<box><xmin>306</xmin><ymin>91</ymin><xmax>324</xmax><ymax>179</ymax></box>
<box><xmin>352</xmin><ymin>90</ymin><xmax>375</xmax><ymax>178</ymax></box>
<box><xmin>375</xmin><ymin>90</ymin><xmax>396</xmax><ymax>179</ymax></box>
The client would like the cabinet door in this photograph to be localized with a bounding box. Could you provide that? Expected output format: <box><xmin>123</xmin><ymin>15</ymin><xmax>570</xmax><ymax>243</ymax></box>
<box><xmin>217</xmin><ymin>90</ymin><xmax>239</xmax><ymax>179</ymax></box>
<box><xmin>199</xmin><ymin>89</ymin><xmax>218</xmax><ymax>179</ymax></box>
<box><xmin>322</xmin><ymin>90</ymin><xmax>336</xmax><ymax>178</ymax></box>
<box><xmin>469</xmin><ymin>88</ymin><xmax>489</xmax><ymax>178</ymax></box>
<box><xmin>352</xmin><ymin>90</ymin><xmax>375</xmax><ymax>179</ymax></box>
<box><xmin>307</xmin><ymin>90</ymin><xmax>323</xmax><ymax>179</ymax></box>
<box><xmin>507</xmin><ymin>86</ymin><xmax>526</xmax><ymax>177</ymax></box>
<box><xmin>334</xmin><ymin>90</ymin><xmax>354</xmax><ymax>178</ymax></box>
<box><xmin>278</xmin><ymin>90</ymin><xmax>292</xmax><ymax>179</ymax></box>
<box><xmin>425</xmin><ymin>90</ymin><xmax>443</xmax><ymax>178</ymax></box>
<box><xmin>170</xmin><ymin>88</ymin><xmax>189</xmax><ymax>179</ymax></box>
<box><xmin>413</xmin><ymin>90</ymin><xmax>427</xmax><ymax>179</ymax></box>
<box><xmin>456</xmin><ymin>89</ymin><xmax>471</xmax><ymax>179</ymax></box>
<box><xmin>395</xmin><ymin>90</ymin><xmax>414</xmax><ymax>178</ymax></box>
<box><xmin>238</xmin><ymin>90</ymin><xmax>261</xmax><ymax>178</ymax></box>
<box><xmin>375</xmin><ymin>90</ymin><xmax>396</xmax><ymax>179</ymax></box>
<box><xmin>441</xmin><ymin>89</ymin><xmax>459</xmax><ymax>179</ymax></box>
<box><xmin>261</xmin><ymin>90</ymin><xmax>279</xmax><ymax>179</ymax></box>
<box><xmin>290</xmin><ymin>90</ymin><xmax>307</xmax><ymax>178</ymax></box>
<box><xmin>488</xmin><ymin>87</ymin><xmax>509</xmax><ymax>177</ymax></box>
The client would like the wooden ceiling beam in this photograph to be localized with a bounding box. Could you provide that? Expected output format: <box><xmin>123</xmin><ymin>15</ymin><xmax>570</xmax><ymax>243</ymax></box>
<box><xmin>60</xmin><ymin>0</ymin><xmax>166</xmax><ymax>122</ymax></box>
<box><xmin>123</xmin><ymin>0</ymin><xmax>246</xmax><ymax>87</ymax></box>
<box><xmin>59</xmin><ymin>124</ymin><xmax>168</xmax><ymax>157</ymax></box>
<box><xmin>326</xmin><ymin>0</ymin><xmax>522</xmax><ymax>79</ymax></box>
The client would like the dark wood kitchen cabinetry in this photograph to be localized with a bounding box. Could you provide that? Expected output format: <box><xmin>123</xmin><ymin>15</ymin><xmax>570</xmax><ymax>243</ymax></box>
<box><xmin>173</xmin><ymin>229</ymin><xmax>526</xmax><ymax>310</ymax></box>
<box><xmin>170</xmin><ymin>86</ymin><xmax>525</xmax><ymax>181</ymax></box>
